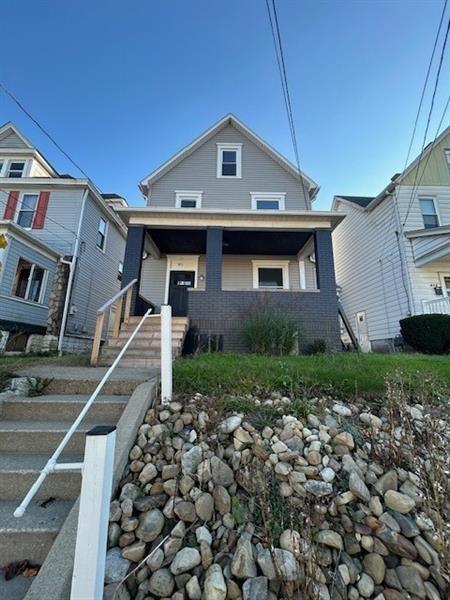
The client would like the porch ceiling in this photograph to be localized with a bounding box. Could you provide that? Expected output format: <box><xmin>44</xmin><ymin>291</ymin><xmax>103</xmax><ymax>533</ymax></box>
<box><xmin>147</xmin><ymin>228</ymin><xmax>312</xmax><ymax>255</ymax></box>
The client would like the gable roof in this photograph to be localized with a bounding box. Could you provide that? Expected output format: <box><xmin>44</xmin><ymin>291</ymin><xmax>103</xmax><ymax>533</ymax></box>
<box><xmin>0</xmin><ymin>122</ymin><xmax>59</xmax><ymax>177</ymax></box>
<box><xmin>139</xmin><ymin>114</ymin><xmax>319</xmax><ymax>199</ymax></box>
<box><xmin>334</xmin><ymin>195</ymin><xmax>374</xmax><ymax>209</ymax></box>
<box><xmin>0</xmin><ymin>122</ymin><xmax>34</xmax><ymax>149</ymax></box>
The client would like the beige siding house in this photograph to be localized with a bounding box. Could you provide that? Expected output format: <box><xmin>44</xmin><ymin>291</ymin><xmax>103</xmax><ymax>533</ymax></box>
<box><xmin>333</xmin><ymin>126</ymin><xmax>450</xmax><ymax>351</ymax></box>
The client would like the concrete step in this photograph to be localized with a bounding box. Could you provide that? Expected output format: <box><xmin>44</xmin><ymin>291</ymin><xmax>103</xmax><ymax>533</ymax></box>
<box><xmin>0</xmin><ymin>499</ymin><xmax>73</xmax><ymax>566</ymax></box>
<box><xmin>0</xmin><ymin>421</ymin><xmax>108</xmax><ymax>455</ymax></box>
<box><xmin>115</xmin><ymin>357</ymin><xmax>162</xmax><ymax>368</ymax></box>
<box><xmin>0</xmin><ymin>395</ymin><xmax>128</xmax><ymax>422</ymax></box>
<box><xmin>127</xmin><ymin>316</ymin><xmax>189</xmax><ymax>324</ymax></box>
<box><xmin>106</xmin><ymin>338</ymin><xmax>180</xmax><ymax>349</ymax></box>
<box><xmin>0</xmin><ymin>454</ymin><xmax>82</xmax><ymax>501</ymax></box>
<box><xmin>102</xmin><ymin>347</ymin><xmax>181</xmax><ymax>359</ymax></box>
<box><xmin>116</xmin><ymin>330</ymin><xmax>185</xmax><ymax>341</ymax></box>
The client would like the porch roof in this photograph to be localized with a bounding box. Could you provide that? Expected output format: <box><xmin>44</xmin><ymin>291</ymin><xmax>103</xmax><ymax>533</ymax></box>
<box><xmin>117</xmin><ymin>207</ymin><xmax>344</xmax><ymax>231</ymax></box>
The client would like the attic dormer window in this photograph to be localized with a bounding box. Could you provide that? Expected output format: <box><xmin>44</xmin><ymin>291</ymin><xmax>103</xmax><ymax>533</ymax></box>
<box><xmin>7</xmin><ymin>161</ymin><xmax>25</xmax><ymax>178</ymax></box>
<box><xmin>216</xmin><ymin>143</ymin><xmax>242</xmax><ymax>178</ymax></box>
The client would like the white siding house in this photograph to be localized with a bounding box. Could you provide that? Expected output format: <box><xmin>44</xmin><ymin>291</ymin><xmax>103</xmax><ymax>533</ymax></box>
<box><xmin>333</xmin><ymin>126</ymin><xmax>450</xmax><ymax>351</ymax></box>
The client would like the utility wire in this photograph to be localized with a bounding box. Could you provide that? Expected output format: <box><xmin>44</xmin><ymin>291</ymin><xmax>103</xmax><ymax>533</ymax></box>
<box><xmin>402</xmin><ymin>15</ymin><xmax>450</xmax><ymax>227</ymax></box>
<box><xmin>265</xmin><ymin>0</ymin><xmax>309</xmax><ymax>203</ymax></box>
<box><xmin>0</xmin><ymin>80</ymin><xmax>101</xmax><ymax>191</ymax></box>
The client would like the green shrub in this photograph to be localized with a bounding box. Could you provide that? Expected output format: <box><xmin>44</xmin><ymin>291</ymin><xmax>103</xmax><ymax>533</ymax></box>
<box><xmin>242</xmin><ymin>309</ymin><xmax>298</xmax><ymax>355</ymax></box>
<box><xmin>308</xmin><ymin>338</ymin><xmax>327</xmax><ymax>355</ymax></box>
<box><xmin>400</xmin><ymin>314</ymin><xmax>450</xmax><ymax>354</ymax></box>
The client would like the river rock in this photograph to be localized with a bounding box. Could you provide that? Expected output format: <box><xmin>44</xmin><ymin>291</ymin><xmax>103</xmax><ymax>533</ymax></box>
<box><xmin>204</xmin><ymin>564</ymin><xmax>227</xmax><ymax>600</ymax></box>
<box><xmin>384</xmin><ymin>490</ymin><xmax>415</xmax><ymax>514</ymax></box>
<box><xmin>231</xmin><ymin>534</ymin><xmax>257</xmax><ymax>579</ymax></box>
<box><xmin>135</xmin><ymin>509</ymin><xmax>164</xmax><ymax>542</ymax></box>
<box><xmin>211</xmin><ymin>456</ymin><xmax>234</xmax><ymax>486</ymax></box>
<box><xmin>170</xmin><ymin>547</ymin><xmax>201</xmax><ymax>575</ymax></box>
<box><xmin>148</xmin><ymin>568</ymin><xmax>175</xmax><ymax>597</ymax></box>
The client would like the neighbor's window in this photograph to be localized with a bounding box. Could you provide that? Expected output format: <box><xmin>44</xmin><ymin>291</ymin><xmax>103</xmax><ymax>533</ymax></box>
<box><xmin>7</xmin><ymin>161</ymin><xmax>26</xmax><ymax>178</ymax></box>
<box><xmin>175</xmin><ymin>191</ymin><xmax>203</xmax><ymax>208</ymax></box>
<box><xmin>419</xmin><ymin>198</ymin><xmax>439</xmax><ymax>229</ymax></box>
<box><xmin>12</xmin><ymin>258</ymin><xmax>47</xmax><ymax>303</ymax></box>
<box><xmin>17</xmin><ymin>193</ymin><xmax>38</xmax><ymax>228</ymax></box>
<box><xmin>251</xmin><ymin>193</ymin><xmax>286</xmax><ymax>210</ymax></box>
<box><xmin>444</xmin><ymin>150</ymin><xmax>450</xmax><ymax>167</ymax></box>
<box><xmin>252</xmin><ymin>260</ymin><xmax>289</xmax><ymax>290</ymax></box>
<box><xmin>216</xmin><ymin>143</ymin><xmax>242</xmax><ymax>178</ymax></box>
<box><xmin>96</xmin><ymin>218</ymin><xmax>107</xmax><ymax>250</ymax></box>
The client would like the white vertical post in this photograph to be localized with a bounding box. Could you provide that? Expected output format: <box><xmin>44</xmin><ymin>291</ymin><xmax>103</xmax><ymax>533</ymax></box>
<box><xmin>161</xmin><ymin>304</ymin><xmax>173</xmax><ymax>404</ymax></box>
<box><xmin>71</xmin><ymin>425</ymin><xmax>116</xmax><ymax>600</ymax></box>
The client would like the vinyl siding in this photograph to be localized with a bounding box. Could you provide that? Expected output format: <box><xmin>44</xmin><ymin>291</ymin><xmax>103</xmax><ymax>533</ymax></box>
<box><xmin>30</xmin><ymin>160</ymin><xmax>53</xmax><ymax>177</ymax></box>
<box><xmin>402</xmin><ymin>133</ymin><xmax>450</xmax><ymax>187</ymax></box>
<box><xmin>66</xmin><ymin>194</ymin><xmax>126</xmax><ymax>337</ymax></box>
<box><xmin>333</xmin><ymin>198</ymin><xmax>409</xmax><ymax>344</ymax></box>
<box><xmin>0</xmin><ymin>131</ymin><xmax>28</xmax><ymax>149</ymax></box>
<box><xmin>147</xmin><ymin>124</ymin><xmax>310</xmax><ymax>211</ymax></box>
<box><xmin>396</xmin><ymin>185</ymin><xmax>450</xmax><ymax>232</ymax></box>
<box><xmin>0</xmin><ymin>236</ymin><xmax>56</xmax><ymax>328</ymax></box>
<box><xmin>408</xmin><ymin>259</ymin><xmax>450</xmax><ymax>313</ymax></box>
<box><xmin>140</xmin><ymin>256</ymin><xmax>168</xmax><ymax>307</ymax></box>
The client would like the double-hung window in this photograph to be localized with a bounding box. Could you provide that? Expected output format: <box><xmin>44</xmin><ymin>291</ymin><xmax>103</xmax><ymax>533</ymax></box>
<box><xmin>17</xmin><ymin>193</ymin><xmax>38</xmax><ymax>228</ymax></box>
<box><xmin>251</xmin><ymin>192</ymin><xmax>286</xmax><ymax>210</ymax></box>
<box><xmin>175</xmin><ymin>191</ymin><xmax>203</xmax><ymax>208</ymax></box>
<box><xmin>7</xmin><ymin>161</ymin><xmax>26</xmax><ymax>178</ymax></box>
<box><xmin>419</xmin><ymin>198</ymin><xmax>439</xmax><ymax>229</ymax></box>
<box><xmin>96</xmin><ymin>218</ymin><xmax>107</xmax><ymax>250</ymax></box>
<box><xmin>252</xmin><ymin>260</ymin><xmax>290</xmax><ymax>290</ymax></box>
<box><xmin>444</xmin><ymin>150</ymin><xmax>450</xmax><ymax>167</ymax></box>
<box><xmin>12</xmin><ymin>258</ymin><xmax>47</xmax><ymax>303</ymax></box>
<box><xmin>216</xmin><ymin>143</ymin><xmax>242</xmax><ymax>178</ymax></box>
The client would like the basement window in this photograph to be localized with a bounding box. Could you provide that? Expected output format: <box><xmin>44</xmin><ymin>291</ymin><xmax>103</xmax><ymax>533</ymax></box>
<box><xmin>216</xmin><ymin>143</ymin><xmax>242</xmax><ymax>178</ymax></box>
<box><xmin>12</xmin><ymin>258</ymin><xmax>47</xmax><ymax>303</ymax></box>
<box><xmin>252</xmin><ymin>260</ymin><xmax>290</xmax><ymax>289</ymax></box>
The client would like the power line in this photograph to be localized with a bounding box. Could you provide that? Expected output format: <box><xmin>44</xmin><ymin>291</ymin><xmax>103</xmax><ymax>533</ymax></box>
<box><xmin>402</xmin><ymin>15</ymin><xmax>450</xmax><ymax>227</ymax></box>
<box><xmin>0</xmin><ymin>80</ymin><xmax>100</xmax><ymax>190</ymax></box>
<box><xmin>265</xmin><ymin>0</ymin><xmax>309</xmax><ymax>203</ymax></box>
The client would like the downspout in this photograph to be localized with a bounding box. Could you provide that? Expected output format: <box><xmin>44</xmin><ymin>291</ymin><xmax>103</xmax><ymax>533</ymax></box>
<box><xmin>57</xmin><ymin>188</ymin><xmax>89</xmax><ymax>354</ymax></box>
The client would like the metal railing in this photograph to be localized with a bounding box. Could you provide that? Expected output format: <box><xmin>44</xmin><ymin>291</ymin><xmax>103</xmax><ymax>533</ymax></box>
<box><xmin>422</xmin><ymin>296</ymin><xmax>450</xmax><ymax>315</ymax></box>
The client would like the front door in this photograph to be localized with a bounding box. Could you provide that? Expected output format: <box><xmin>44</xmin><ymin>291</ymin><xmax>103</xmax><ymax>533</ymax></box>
<box><xmin>168</xmin><ymin>271</ymin><xmax>195</xmax><ymax>316</ymax></box>
<box><xmin>355</xmin><ymin>311</ymin><xmax>371</xmax><ymax>352</ymax></box>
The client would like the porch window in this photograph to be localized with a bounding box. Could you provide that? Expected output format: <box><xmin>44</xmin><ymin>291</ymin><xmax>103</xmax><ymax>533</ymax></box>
<box><xmin>7</xmin><ymin>161</ymin><xmax>26</xmax><ymax>178</ymax></box>
<box><xmin>419</xmin><ymin>198</ymin><xmax>439</xmax><ymax>229</ymax></box>
<box><xmin>96</xmin><ymin>217</ymin><xmax>108</xmax><ymax>250</ymax></box>
<box><xmin>252</xmin><ymin>260</ymin><xmax>290</xmax><ymax>289</ymax></box>
<box><xmin>17</xmin><ymin>193</ymin><xmax>38</xmax><ymax>228</ymax></box>
<box><xmin>175</xmin><ymin>191</ymin><xmax>203</xmax><ymax>208</ymax></box>
<box><xmin>251</xmin><ymin>192</ymin><xmax>286</xmax><ymax>210</ymax></box>
<box><xmin>12</xmin><ymin>258</ymin><xmax>47</xmax><ymax>303</ymax></box>
<box><xmin>216</xmin><ymin>143</ymin><xmax>242</xmax><ymax>178</ymax></box>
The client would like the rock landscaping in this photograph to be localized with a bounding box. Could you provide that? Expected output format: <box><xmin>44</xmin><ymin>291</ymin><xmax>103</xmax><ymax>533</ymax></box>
<box><xmin>105</xmin><ymin>383</ymin><xmax>449</xmax><ymax>599</ymax></box>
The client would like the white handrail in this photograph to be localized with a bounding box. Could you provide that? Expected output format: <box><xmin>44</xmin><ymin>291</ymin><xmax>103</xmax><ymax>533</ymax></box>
<box><xmin>97</xmin><ymin>278</ymin><xmax>137</xmax><ymax>314</ymax></box>
<box><xmin>14</xmin><ymin>308</ymin><xmax>153</xmax><ymax>518</ymax></box>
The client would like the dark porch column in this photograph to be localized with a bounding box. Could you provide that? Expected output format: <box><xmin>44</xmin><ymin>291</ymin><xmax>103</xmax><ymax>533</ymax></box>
<box><xmin>314</xmin><ymin>229</ymin><xmax>337</xmax><ymax>293</ymax></box>
<box><xmin>122</xmin><ymin>226</ymin><xmax>145</xmax><ymax>315</ymax></box>
<box><xmin>205</xmin><ymin>228</ymin><xmax>223</xmax><ymax>291</ymax></box>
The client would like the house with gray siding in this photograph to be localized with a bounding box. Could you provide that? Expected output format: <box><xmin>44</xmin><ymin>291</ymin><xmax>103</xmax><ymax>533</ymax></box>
<box><xmin>113</xmin><ymin>114</ymin><xmax>344</xmax><ymax>357</ymax></box>
<box><xmin>333</xmin><ymin>126</ymin><xmax>450</xmax><ymax>351</ymax></box>
<box><xmin>0</xmin><ymin>122</ymin><xmax>127</xmax><ymax>353</ymax></box>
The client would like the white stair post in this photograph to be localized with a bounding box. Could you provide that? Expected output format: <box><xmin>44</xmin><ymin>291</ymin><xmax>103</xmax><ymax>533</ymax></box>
<box><xmin>71</xmin><ymin>425</ymin><xmax>116</xmax><ymax>600</ymax></box>
<box><xmin>161</xmin><ymin>304</ymin><xmax>173</xmax><ymax>404</ymax></box>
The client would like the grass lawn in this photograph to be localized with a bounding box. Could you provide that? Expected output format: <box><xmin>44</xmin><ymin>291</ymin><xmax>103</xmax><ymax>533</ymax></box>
<box><xmin>174</xmin><ymin>352</ymin><xmax>450</xmax><ymax>399</ymax></box>
<box><xmin>0</xmin><ymin>353</ymin><xmax>90</xmax><ymax>390</ymax></box>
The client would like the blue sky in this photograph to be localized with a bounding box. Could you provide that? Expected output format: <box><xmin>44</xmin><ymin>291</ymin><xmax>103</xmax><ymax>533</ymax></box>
<box><xmin>0</xmin><ymin>0</ymin><xmax>448</xmax><ymax>209</ymax></box>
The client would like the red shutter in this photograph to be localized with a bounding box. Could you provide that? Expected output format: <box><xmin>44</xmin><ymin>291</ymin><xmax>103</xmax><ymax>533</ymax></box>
<box><xmin>32</xmin><ymin>191</ymin><xmax>50</xmax><ymax>229</ymax></box>
<box><xmin>3</xmin><ymin>190</ymin><xmax>19</xmax><ymax>220</ymax></box>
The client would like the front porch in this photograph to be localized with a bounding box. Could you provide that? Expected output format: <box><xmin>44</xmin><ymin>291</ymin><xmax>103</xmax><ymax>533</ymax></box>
<box><xmin>120</xmin><ymin>209</ymin><xmax>343</xmax><ymax>352</ymax></box>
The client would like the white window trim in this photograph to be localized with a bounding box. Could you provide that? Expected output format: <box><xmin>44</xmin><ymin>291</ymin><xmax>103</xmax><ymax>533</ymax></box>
<box><xmin>419</xmin><ymin>196</ymin><xmax>440</xmax><ymax>228</ymax></box>
<box><xmin>252</xmin><ymin>260</ymin><xmax>290</xmax><ymax>290</ymax></box>
<box><xmin>439</xmin><ymin>273</ymin><xmax>450</xmax><ymax>297</ymax></box>
<box><xmin>12</xmin><ymin>259</ymin><xmax>48</xmax><ymax>304</ymax></box>
<box><xmin>250</xmin><ymin>192</ymin><xmax>286</xmax><ymax>211</ymax></box>
<box><xmin>444</xmin><ymin>149</ymin><xmax>450</xmax><ymax>167</ymax></box>
<box><xmin>216</xmin><ymin>142</ymin><xmax>242</xmax><ymax>179</ymax></box>
<box><xmin>6</xmin><ymin>159</ymin><xmax>27</xmax><ymax>178</ymax></box>
<box><xmin>15</xmin><ymin>192</ymin><xmax>39</xmax><ymax>230</ymax></box>
<box><xmin>96</xmin><ymin>217</ymin><xmax>108</xmax><ymax>252</ymax></box>
<box><xmin>175</xmin><ymin>190</ymin><xmax>203</xmax><ymax>208</ymax></box>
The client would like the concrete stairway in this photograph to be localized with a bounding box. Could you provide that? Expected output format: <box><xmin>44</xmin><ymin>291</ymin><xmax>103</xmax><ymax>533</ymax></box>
<box><xmin>0</xmin><ymin>379</ymin><xmax>130</xmax><ymax>598</ymax></box>
<box><xmin>100</xmin><ymin>315</ymin><xmax>189</xmax><ymax>367</ymax></box>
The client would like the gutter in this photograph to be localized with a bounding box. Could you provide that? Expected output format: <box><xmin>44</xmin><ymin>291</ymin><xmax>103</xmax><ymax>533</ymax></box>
<box><xmin>57</xmin><ymin>188</ymin><xmax>89</xmax><ymax>354</ymax></box>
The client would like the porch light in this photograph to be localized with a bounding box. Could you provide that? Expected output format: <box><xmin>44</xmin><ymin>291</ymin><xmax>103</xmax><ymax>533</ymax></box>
<box><xmin>433</xmin><ymin>285</ymin><xmax>443</xmax><ymax>296</ymax></box>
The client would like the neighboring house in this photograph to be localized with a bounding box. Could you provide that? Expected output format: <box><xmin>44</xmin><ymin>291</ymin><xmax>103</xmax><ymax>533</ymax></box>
<box><xmin>333</xmin><ymin>126</ymin><xmax>450</xmax><ymax>352</ymax></box>
<box><xmin>117</xmin><ymin>114</ymin><xmax>344</xmax><ymax>353</ymax></box>
<box><xmin>0</xmin><ymin>122</ymin><xmax>127</xmax><ymax>353</ymax></box>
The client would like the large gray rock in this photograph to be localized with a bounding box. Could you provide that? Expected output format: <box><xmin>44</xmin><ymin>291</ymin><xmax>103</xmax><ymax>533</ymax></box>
<box><xmin>396</xmin><ymin>566</ymin><xmax>426</xmax><ymax>598</ymax></box>
<box><xmin>231</xmin><ymin>534</ymin><xmax>257</xmax><ymax>579</ymax></box>
<box><xmin>384</xmin><ymin>490</ymin><xmax>415</xmax><ymax>514</ymax></box>
<box><xmin>170</xmin><ymin>547</ymin><xmax>201</xmax><ymax>574</ymax></box>
<box><xmin>220</xmin><ymin>415</ymin><xmax>242</xmax><ymax>433</ymax></box>
<box><xmin>105</xmin><ymin>547</ymin><xmax>130</xmax><ymax>584</ymax></box>
<box><xmin>203</xmin><ymin>564</ymin><xmax>227</xmax><ymax>600</ymax></box>
<box><xmin>357</xmin><ymin>573</ymin><xmax>374</xmax><ymax>598</ymax></box>
<box><xmin>243</xmin><ymin>576</ymin><xmax>269</xmax><ymax>599</ymax></box>
<box><xmin>195</xmin><ymin>492</ymin><xmax>214</xmax><ymax>521</ymax></box>
<box><xmin>148</xmin><ymin>568</ymin><xmax>175</xmax><ymax>597</ymax></box>
<box><xmin>362</xmin><ymin>553</ymin><xmax>385</xmax><ymax>584</ymax></box>
<box><xmin>186</xmin><ymin>575</ymin><xmax>202</xmax><ymax>600</ymax></box>
<box><xmin>304</xmin><ymin>480</ymin><xmax>333</xmax><ymax>497</ymax></box>
<box><xmin>316</xmin><ymin>530</ymin><xmax>343</xmax><ymax>550</ymax></box>
<box><xmin>121</xmin><ymin>541</ymin><xmax>146</xmax><ymax>563</ymax></box>
<box><xmin>211</xmin><ymin>456</ymin><xmax>234</xmax><ymax>487</ymax></box>
<box><xmin>349</xmin><ymin>471</ymin><xmax>370</xmax><ymax>503</ymax></box>
<box><xmin>181</xmin><ymin>446</ymin><xmax>203</xmax><ymax>475</ymax></box>
<box><xmin>135</xmin><ymin>508</ymin><xmax>165</xmax><ymax>542</ymax></box>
